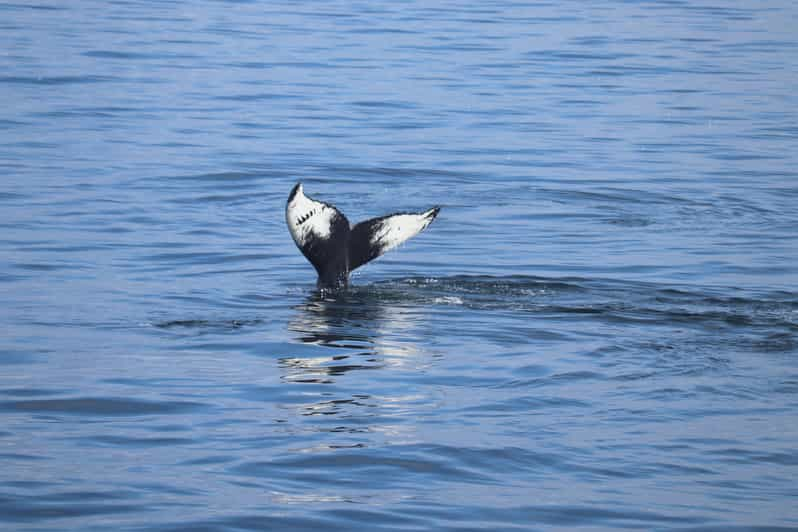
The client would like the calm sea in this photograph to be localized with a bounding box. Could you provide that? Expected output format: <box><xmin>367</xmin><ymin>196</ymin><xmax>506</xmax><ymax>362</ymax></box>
<box><xmin>1</xmin><ymin>1</ymin><xmax>797</xmax><ymax>530</ymax></box>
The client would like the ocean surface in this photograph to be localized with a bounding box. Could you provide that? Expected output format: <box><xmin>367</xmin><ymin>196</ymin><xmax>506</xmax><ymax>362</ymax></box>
<box><xmin>1</xmin><ymin>1</ymin><xmax>797</xmax><ymax>530</ymax></box>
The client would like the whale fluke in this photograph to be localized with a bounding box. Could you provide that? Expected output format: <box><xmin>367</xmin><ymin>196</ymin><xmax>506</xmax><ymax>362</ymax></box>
<box><xmin>286</xmin><ymin>183</ymin><xmax>440</xmax><ymax>289</ymax></box>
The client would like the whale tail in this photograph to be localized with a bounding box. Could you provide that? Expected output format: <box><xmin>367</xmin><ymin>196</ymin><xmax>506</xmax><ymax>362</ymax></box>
<box><xmin>285</xmin><ymin>183</ymin><xmax>440</xmax><ymax>288</ymax></box>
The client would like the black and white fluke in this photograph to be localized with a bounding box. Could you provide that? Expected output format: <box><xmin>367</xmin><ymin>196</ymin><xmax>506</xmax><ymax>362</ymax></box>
<box><xmin>286</xmin><ymin>183</ymin><xmax>440</xmax><ymax>289</ymax></box>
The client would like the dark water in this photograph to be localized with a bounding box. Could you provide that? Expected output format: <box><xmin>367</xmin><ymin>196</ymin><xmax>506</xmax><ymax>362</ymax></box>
<box><xmin>2</xmin><ymin>1</ymin><xmax>798</xmax><ymax>530</ymax></box>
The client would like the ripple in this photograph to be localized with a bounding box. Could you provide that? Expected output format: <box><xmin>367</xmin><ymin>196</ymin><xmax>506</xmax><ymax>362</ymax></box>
<box><xmin>0</xmin><ymin>397</ymin><xmax>206</xmax><ymax>416</ymax></box>
<box><xmin>0</xmin><ymin>491</ymin><xmax>143</xmax><ymax>523</ymax></box>
<box><xmin>0</xmin><ymin>75</ymin><xmax>117</xmax><ymax>85</ymax></box>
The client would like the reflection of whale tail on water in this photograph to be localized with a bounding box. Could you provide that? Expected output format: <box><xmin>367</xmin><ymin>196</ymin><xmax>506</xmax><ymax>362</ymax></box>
<box><xmin>283</xmin><ymin>288</ymin><xmax>424</xmax><ymax>383</ymax></box>
<box><xmin>288</xmin><ymin>288</ymin><xmax>419</xmax><ymax>349</ymax></box>
<box><xmin>289</xmin><ymin>291</ymin><xmax>380</xmax><ymax>348</ymax></box>
<box><xmin>285</xmin><ymin>183</ymin><xmax>440</xmax><ymax>289</ymax></box>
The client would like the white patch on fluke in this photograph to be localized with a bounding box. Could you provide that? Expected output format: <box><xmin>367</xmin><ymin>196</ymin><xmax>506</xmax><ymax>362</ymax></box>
<box><xmin>286</xmin><ymin>183</ymin><xmax>336</xmax><ymax>245</ymax></box>
<box><xmin>369</xmin><ymin>208</ymin><xmax>438</xmax><ymax>254</ymax></box>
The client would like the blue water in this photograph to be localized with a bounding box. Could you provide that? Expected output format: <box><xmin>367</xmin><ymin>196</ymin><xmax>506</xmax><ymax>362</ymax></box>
<box><xmin>2</xmin><ymin>1</ymin><xmax>798</xmax><ymax>530</ymax></box>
